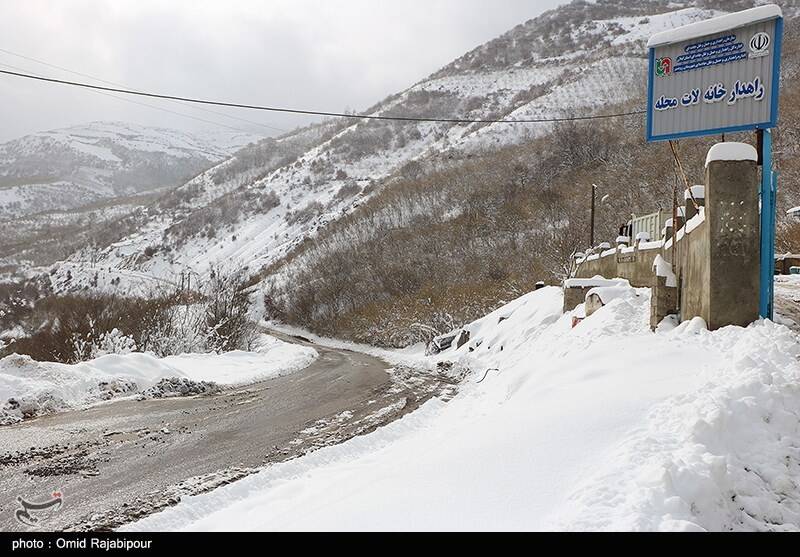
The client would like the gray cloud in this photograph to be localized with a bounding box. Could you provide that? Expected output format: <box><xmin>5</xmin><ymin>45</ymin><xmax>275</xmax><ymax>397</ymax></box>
<box><xmin>0</xmin><ymin>0</ymin><xmax>566</xmax><ymax>141</ymax></box>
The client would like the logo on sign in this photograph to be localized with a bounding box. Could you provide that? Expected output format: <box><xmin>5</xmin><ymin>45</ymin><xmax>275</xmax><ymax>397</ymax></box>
<box><xmin>655</xmin><ymin>57</ymin><xmax>672</xmax><ymax>77</ymax></box>
<box><xmin>750</xmin><ymin>32</ymin><xmax>771</xmax><ymax>58</ymax></box>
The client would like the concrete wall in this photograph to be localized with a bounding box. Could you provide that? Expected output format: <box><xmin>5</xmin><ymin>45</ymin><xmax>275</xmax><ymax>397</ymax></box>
<box><xmin>671</xmin><ymin>220</ymin><xmax>710</xmax><ymax>324</ymax></box>
<box><xmin>569</xmin><ymin>148</ymin><xmax>760</xmax><ymax>331</ymax></box>
<box><xmin>575</xmin><ymin>244</ymin><xmax>663</xmax><ymax>288</ymax></box>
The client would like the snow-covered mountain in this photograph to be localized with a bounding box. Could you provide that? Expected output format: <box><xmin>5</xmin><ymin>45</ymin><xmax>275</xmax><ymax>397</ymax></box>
<box><xmin>46</xmin><ymin>1</ymin><xmax>796</xmax><ymax>293</ymax></box>
<box><xmin>0</xmin><ymin>122</ymin><xmax>262</xmax><ymax>218</ymax></box>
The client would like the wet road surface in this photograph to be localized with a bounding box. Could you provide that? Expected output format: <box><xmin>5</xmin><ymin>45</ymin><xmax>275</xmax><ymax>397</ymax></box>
<box><xmin>0</xmin><ymin>332</ymin><xmax>456</xmax><ymax>531</ymax></box>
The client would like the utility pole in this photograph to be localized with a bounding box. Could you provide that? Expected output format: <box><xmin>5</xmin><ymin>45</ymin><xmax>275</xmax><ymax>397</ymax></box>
<box><xmin>590</xmin><ymin>184</ymin><xmax>598</xmax><ymax>247</ymax></box>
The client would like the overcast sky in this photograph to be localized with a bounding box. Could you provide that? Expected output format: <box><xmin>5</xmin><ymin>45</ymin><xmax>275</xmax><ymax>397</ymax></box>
<box><xmin>0</xmin><ymin>0</ymin><xmax>568</xmax><ymax>142</ymax></box>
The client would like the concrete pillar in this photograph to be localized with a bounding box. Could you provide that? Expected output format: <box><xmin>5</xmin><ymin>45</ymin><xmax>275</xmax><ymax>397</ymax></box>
<box><xmin>705</xmin><ymin>144</ymin><xmax>760</xmax><ymax>329</ymax></box>
<box><xmin>563</xmin><ymin>286</ymin><xmax>592</xmax><ymax>313</ymax></box>
<box><xmin>650</xmin><ymin>275</ymin><xmax>678</xmax><ymax>331</ymax></box>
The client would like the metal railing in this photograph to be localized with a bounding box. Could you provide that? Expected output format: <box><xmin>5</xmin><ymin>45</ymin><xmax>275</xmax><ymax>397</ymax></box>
<box><xmin>628</xmin><ymin>210</ymin><xmax>667</xmax><ymax>242</ymax></box>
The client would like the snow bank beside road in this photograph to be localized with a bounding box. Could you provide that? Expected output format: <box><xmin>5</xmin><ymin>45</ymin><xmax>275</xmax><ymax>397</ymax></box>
<box><xmin>0</xmin><ymin>335</ymin><xmax>317</xmax><ymax>425</ymax></box>
<box><xmin>164</xmin><ymin>335</ymin><xmax>318</xmax><ymax>386</ymax></box>
<box><xmin>129</xmin><ymin>287</ymin><xmax>800</xmax><ymax>532</ymax></box>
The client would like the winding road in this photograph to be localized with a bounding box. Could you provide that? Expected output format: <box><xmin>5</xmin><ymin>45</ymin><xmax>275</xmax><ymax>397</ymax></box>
<box><xmin>0</xmin><ymin>332</ymin><xmax>454</xmax><ymax>531</ymax></box>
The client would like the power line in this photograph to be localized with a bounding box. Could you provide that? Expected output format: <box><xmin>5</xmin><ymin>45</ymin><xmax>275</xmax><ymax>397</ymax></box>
<box><xmin>0</xmin><ymin>60</ymin><xmax>250</xmax><ymax>139</ymax></box>
<box><xmin>0</xmin><ymin>47</ymin><xmax>287</xmax><ymax>134</ymax></box>
<box><xmin>0</xmin><ymin>67</ymin><xmax>646</xmax><ymax>125</ymax></box>
<box><xmin>0</xmin><ymin>61</ymin><xmax>250</xmax><ymax>159</ymax></box>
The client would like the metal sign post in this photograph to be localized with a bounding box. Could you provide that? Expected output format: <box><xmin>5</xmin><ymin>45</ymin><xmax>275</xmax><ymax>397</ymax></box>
<box><xmin>759</xmin><ymin>129</ymin><xmax>777</xmax><ymax>318</ymax></box>
<box><xmin>646</xmin><ymin>5</ymin><xmax>783</xmax><ymax>319</ymax></box>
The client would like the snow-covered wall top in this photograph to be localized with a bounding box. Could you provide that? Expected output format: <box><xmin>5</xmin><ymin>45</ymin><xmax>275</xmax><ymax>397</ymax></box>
<box><xmin>705</xmin><ymin>142</ymin><xmax>759</xmax><ymax>167</ymax></box>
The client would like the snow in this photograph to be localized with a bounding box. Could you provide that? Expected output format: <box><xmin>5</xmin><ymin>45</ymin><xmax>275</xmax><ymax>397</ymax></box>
<box><xmin>586</xmin><ymin>282</ymin><xmax>638</xmax><ymax>305</ymax></box>
<box><xmin>706</xmin><ymin>143</ymin><xmax>759</xmax><ymax>167</ymax></box>
<box><xmin>163</xmin><ymin>336</ymin><xmax>317</xmax><ymax>386</ymax></box>
<box><xmin>653</xmin><ymin>255</ymin><xmax>678</xmax><ymax>287</ymax></box>
<box><xmin>639</xmin><ymin>239</ymin><xmax>666</xmax><ymax>252</ymax></box>
<box><xmin>563</xmin><ymin>277</ymin><xmax>627</xmax><ymax>289</ymax></box>
<box><xmin>647</xmin><ymin>5</ymin><xmax>783</xmax><ymax>48</ymax></box>
<box><xmin>686</xmin><ymin>208</ymin><xmax>707</xmax><ymax>235</ymax></box>
<box><xmin>124</xmin><ymin>286</ymin><xmax>800</xmax><ymax>532</ymax></box>
<box><xmin>0</xmin><ymin>335</ymin><xmax>317</xmax><ymax>423</ymax></box>
<box><xmin>0</xmin><ymin>352</ymin><xmax>178</xmax><ymax>416</ymax></box>
<box><xmin>586</xmin><ymin>8</ymin><xmax>723</xmax><ymax>48</ymax></box>
<box><xmin>686</xmin><ymin>185</ymin><xmax>705</xmax><ymax>201</ymax></box>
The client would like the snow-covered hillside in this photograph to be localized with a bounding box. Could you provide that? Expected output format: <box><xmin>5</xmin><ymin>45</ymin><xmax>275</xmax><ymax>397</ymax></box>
<box><xmin>48</xmin><ymin>2</ymin><xmax>743</xmax><ymax>293</ymax></box>
<box><xmin>0</xmin><ymin>121</ymin><xmax>262</xmax><ymax>218</ymax></box>
<box><xmin>125</xmin><ymin>286</ymin><xmax>800</xmax><ymax>532</ymax></box>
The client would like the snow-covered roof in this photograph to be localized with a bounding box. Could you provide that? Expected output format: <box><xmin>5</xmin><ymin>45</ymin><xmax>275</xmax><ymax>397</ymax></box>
<box><xmin>647</xmin><ymin>5</ymin><xmax>782</xmax><ymax>48</ymax></box>
<box><xmin>706</xmin><ymin>142</ymin><xmax>758</xmax><ymax>167</ymax></box>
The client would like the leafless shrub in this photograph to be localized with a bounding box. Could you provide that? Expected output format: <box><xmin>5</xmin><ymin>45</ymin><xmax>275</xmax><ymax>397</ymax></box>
<box><xmin>202</xmin><ymin>268</ymin><xmax>258</xmax><ymax>353</ymax></box>
<box><xmin>2</xmin><ymin>269</ymin><xmax>257</xmax><ymax>362</ymax></box>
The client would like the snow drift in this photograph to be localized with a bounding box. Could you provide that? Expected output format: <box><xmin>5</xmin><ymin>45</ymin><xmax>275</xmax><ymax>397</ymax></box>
<box><xmin>0</xmin><ymin>335</ymin><xmax>317</xmax><ymax>425</ymax></box>
<box><xmin>125</xmin><ymin>287</ymin><xmax>800</xmax><ymax>532</ymax></box>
